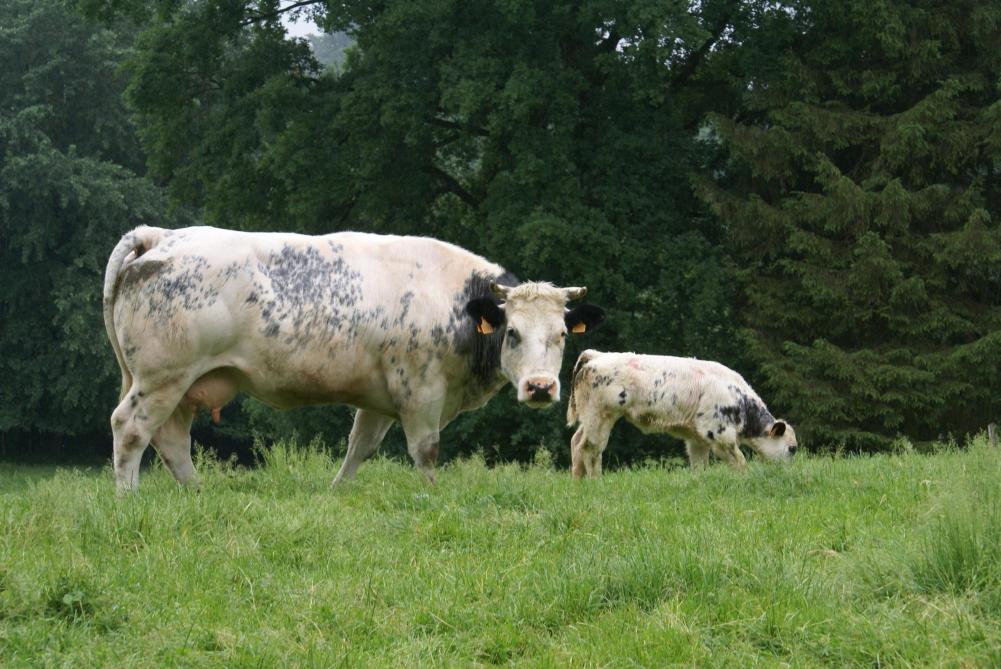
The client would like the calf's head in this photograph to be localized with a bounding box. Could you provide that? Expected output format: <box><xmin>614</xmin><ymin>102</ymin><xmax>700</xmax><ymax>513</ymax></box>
<box><xmin>746</xmin><ymin>420</ymin><xmax>799</xmax><ymax>461</ymax></box>
<box><xmin>466</xmin><ymin>281</ymin><xmax>604</xmax><ymax>408</ymax></box>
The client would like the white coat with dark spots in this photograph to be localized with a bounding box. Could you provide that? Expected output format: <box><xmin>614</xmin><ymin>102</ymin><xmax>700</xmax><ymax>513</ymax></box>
<box><xmin>103</xmin><ymin>225</ymin><xmax>605</xmax><ymax>491</ymax></box>
<box><xmin>566</xmin><ymin>350</ymin><xmax>797</xmax><ymax>478</ymax></box>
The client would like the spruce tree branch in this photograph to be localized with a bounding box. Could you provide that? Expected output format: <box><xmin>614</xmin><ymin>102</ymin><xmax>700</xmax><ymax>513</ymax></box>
<box><xmin>241</xmin><ymin>0</ymin><xmax>325</xmax><ymax>27</ymax></box>
<box><xmin>426</xmin><ymin>164</ymin><xmax>479</xmax><ymax>208</ymax></box>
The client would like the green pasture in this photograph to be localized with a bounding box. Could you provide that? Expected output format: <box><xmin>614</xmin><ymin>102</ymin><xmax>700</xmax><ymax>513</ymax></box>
<box><xmin>1</xmin><ymin>438</ymin><xmax>999</xmax><ymax>667</ymax></box>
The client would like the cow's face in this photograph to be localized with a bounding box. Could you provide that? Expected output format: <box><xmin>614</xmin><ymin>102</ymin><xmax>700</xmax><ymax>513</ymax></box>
<box><xmin>747</xmin><ymin>420</ymin><xmax>798</xmax><ymax>461</ymax></box>
<box><xmin>467</xmin><ymin>282</ymin><xmax>604</xmax><ymax>408</ymax></box>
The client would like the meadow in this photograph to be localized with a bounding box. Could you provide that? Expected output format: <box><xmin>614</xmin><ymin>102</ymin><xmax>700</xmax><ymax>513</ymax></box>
<box><xmin>1</xmin><ymin>437</ymin><xmax>1000</xmax><ymax>667</ymax></box>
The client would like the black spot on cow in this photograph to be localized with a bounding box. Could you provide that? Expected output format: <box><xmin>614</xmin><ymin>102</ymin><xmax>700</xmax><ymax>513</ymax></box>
<box><xmin>714</xmin><ymin>388</ymin><xmax>775</xmax><ymax>438</ymax></box>
<box><xmin>256</xmin><ymin>244</ymin><xmax>376</xmax><ymax>345</ymax></box>
<box><xmin>707</xmin><ymin>431</ymin><xmax>714</xmax><ymax>440</ymax></box>
<box><xmin>406</xmin><ymin>323</ymin><xmax>421</xmax><ymax>353</ymax></box>
<box><xmin>122</xmin><ymin>255</ymin><xmax>219</xmax><ymax>322</ymax></box>
<box><xmin>618</xmin><ymin>389</ymin><xmax>627</xmax><ymax>406</ymax></box>
<box><xmin>592</xmin><ymin>373</ymin><xmax>615</xmax><ymax>387</ymax></box>
<box><xmin>120</xmin><ymin>259</ymin><xmax>169</xmax><ymax>287</ymax></box>
<box><xmin>221</xmin><ymin>260</ymin><xmax>246</xmax><ymax>281</ymax></box>
<box><xmin>245</xmin><ymin>292</ymin><xmax>259</xmax><ymax>305</ymax></box>
<box><xmin>396</xmin><ymin>291</ymin><xmax>414</xmax><ymax>326</ymax></box>
<box><xmin>448</xmin><ymin>270</ymin><xmax>518</xmax><ymax>381</ymax></box>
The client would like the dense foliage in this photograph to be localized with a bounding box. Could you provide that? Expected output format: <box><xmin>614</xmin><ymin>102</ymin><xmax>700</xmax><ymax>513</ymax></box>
<box><xmin>0</xmin><ymin>0</ymin><xmax>186</xmax><ymax>448</ymax></box>
<box><xmin>699</xmin><ymin>0</ymin><xmax>1001</xmax><ymax>449</ymax></box>
<box><xmin>1</xmin><ymin>0</ymin><xmax>999</xmax><ymax>461</ymax></box>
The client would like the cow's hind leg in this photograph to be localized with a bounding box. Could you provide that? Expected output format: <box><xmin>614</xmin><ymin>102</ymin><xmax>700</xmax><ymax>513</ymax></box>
<box><xmin>152</xmin><ymin>404</ymin><xmax>197</xmax><ymax>487</ymax></box>
<box><xmin>571</xmin><ymin>416</ymin><xmax>614</xmax><ymax>479</ymax></box>
<box><xmin>331</xmin><ymin>409</ymin><xmax>395</xmax><ymax>487</ymax></box>
<box><xmin>111</xmin><ymin>382</ymin><xmax>185</xmax><ymax>492</ymax></box>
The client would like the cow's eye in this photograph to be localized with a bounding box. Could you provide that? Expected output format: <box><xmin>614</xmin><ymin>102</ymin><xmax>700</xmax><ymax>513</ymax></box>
<box><xmin>506</xmin><ymin>328</ymin><xmax>520</xmax><ymax>346</ymax></box>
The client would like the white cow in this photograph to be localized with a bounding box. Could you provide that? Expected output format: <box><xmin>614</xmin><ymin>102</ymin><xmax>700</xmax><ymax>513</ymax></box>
<box><xmin>566</xmin><ymin>350</ymin><xmax>797</xmax><ymax>478</ymax></box>
<box><xmin>103</xmin><ymin>226</ymin><xmax>605</xmax><ymax>490</ymax></box>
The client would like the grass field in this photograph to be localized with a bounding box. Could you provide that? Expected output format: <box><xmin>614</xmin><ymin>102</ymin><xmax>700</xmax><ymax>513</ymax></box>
<box><xmin>1</xmin><ymin>437</ymin><xmax>1000</xmax><ymax>667</ymax></box>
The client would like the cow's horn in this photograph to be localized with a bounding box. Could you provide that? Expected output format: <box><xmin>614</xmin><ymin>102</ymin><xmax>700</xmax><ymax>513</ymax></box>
<box><xmin>563</xmin><ymin>286</ymin><xmax>586</xmax><ymax>301</ymax></box>
<box><xmin>490</xmin><ymin>281</ymin><xmax>511</xmax><ymax>299</ymax></box>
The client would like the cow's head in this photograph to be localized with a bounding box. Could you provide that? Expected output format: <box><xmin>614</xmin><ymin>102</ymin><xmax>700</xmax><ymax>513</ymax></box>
<box><xmin>746</xmin><ymin>420</ymin><xmax>798</xmax><ymax>461</ymax></box>
<box><xmin>466</xmin><ymin>281</ymin><xmax>604</xmax><ymax>408</ymax></box>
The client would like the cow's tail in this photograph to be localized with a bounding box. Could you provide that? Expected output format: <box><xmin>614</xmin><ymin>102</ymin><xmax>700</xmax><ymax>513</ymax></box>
<box><xmin>566</xmin><ymin>349</ymin><xmax>599</xmax><ymax>427</ymax></box>
<box><xmin>102</xmin><ymin>226</ymin><xmax>165</xmax><ymax>401</ymax></box>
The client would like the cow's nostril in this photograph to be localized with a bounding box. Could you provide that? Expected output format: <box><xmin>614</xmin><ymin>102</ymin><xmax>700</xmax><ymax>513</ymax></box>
<box><xmin>530</xmin><ymin>387</ymin><xmax>554</xmax><ymax>402</ymax></box>
<box><xmin>525</xmin><ymin>380</ymin><xmax>556</xmax><ymax>402</ymax></box>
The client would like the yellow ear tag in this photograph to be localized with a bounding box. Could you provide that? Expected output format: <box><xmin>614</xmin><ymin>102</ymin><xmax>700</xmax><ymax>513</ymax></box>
<box><xmin>571</xmin><ymin>322</ymin><xmax>587</xmax><ymax>334</ymax></box>
<box><xmin>477</xmin><ymin>318</ymin><xmax>495</xmax><ymax>335</ymax></box>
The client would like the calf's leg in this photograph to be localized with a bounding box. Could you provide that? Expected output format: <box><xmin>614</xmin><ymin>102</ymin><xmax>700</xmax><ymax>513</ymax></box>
<box><xmin>713</xmin><ymin>439</ymin><xmax>748</xmax><ymax>470</ymax></box>
<box><xmin>686</xmin><ymin>439</ymin><xmax>711</xmax><ymax>468</ymax></box>
<box><xmin>571</xmin><ymin>416</ymin><xmax>614</xmax><ymax>479</ymax></box>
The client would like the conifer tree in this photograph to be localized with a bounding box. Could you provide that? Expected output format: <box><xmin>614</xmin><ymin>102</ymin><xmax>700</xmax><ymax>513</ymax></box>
<box><xmin>700</xmin><ymin>0</ymin><xmax>1001</xmax><ymax>448</ymax></box>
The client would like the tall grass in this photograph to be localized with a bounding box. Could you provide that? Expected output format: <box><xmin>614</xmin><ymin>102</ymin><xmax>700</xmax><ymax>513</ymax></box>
<box><xmin>1</xmin><ymin>437</ymin><xmax>999</xmax><ymax>667</ymax></box>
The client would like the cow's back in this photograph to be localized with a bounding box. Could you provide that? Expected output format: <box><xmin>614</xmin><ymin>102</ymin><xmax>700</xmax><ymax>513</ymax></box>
<box><xmin>572</xmin><ymin>352</ymin><xmax>763</xmax><ymax>433</ymax></box>
<box><xmin>110</xmin><ymin>226</ymin><xmax>506</xmax><ymax>414</ymax></box>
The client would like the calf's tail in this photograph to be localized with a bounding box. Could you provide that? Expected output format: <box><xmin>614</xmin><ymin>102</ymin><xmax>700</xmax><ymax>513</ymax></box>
<box><xmin>102</xmin><ymin>226</ymin><xmax>165</xmax><ymax>401</ymax></box>
<box><xmin>566</xmin><ymin>349</ymin><xmax>599</xmax><ymax>427</ymax></box>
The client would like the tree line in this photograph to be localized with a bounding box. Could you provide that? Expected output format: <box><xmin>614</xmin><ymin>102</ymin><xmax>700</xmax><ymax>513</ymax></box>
<box><xmin>1</xmin><ymin>0</ymin><xmax>999</xmax><ymax>464</ymax></box>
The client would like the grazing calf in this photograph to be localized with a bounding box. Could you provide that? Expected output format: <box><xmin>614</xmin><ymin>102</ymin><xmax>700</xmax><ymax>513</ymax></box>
<box><xmin>103</xmin><ymin>226</ymin><xmax>605</xmax><ymax>491</ymax></box>
<box><xmin>566</xmin><ymin>350</ymin><xmax>797</xmax><ymax>478</ymax></box>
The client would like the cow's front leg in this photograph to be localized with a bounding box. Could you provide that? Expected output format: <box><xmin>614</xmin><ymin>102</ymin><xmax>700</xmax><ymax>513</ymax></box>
<box><xmin>685</xmin><ymin>439</ymin><xmax>711</xmax><ymax>468</ymax></box>
<box><xmin>400</xmin><ymin>421</ymin><xmax>440</xmax><ymax>484</ymax></box>
<box><xmin>714</xmin><ymin>439</ymin><xmax>748</xmax><ymax>470</ymax></box>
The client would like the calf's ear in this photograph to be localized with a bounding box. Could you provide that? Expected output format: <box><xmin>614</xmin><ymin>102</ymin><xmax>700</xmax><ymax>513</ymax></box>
<box><xmin>565</xmin><ymin>304</ymin><xmax>605</xmax><ymax>334</ymax></box>
<box><xmin>769</xmin><ymin>421</ymin><xmax>787</xmax><ymax>437</ymax></box>
<box><xmin>466</xmin><ymin>297</ymin><xmax>505</xmax><ymax>335</ymax></box>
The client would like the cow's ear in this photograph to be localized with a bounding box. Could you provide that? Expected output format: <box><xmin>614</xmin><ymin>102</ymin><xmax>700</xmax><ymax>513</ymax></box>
<box><xmin>769</xmin><ymin>421</ymin><xmax>787</xmax><ymax>438</ymax></box>
<box><xmin>466</xmin><ymin>297</ymin><xmax>505</xmax><ymax>335</ymax></box>
<box><xmin>565</xmin><ymin>304</ymin><xmax>605</xmax><ymax>334</ymax></box>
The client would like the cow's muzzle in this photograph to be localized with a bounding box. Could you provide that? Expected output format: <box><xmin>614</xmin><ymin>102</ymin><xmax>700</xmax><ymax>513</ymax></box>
<box><xmin>520</xmin><ymin>377</ymin><xmax>559</xmax><ymax>407</ymax></box>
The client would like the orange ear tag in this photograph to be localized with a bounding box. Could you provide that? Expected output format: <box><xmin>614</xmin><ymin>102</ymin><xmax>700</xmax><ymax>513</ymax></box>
<box><xmin>477</xmin><ymin>318</ymin><xmax>495</xmax><ymax>334</ymax></box>
<box><xmin>571</xmin><ymin>322</ymin><xmax>587</xmax><ymax>334</ymax></box>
